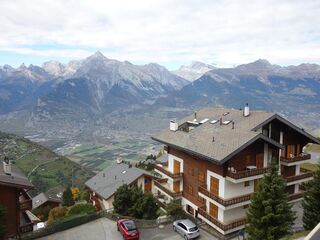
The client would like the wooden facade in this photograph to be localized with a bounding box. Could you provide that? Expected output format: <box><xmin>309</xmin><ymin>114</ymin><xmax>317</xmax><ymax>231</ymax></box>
<box><xmin>0</xmin><ymin>184</ymin><xmax>33</xmax><ymax>238</ymax></box>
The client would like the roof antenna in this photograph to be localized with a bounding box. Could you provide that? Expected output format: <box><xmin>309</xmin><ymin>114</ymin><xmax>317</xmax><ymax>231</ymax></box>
<box><xmin>212</xmin><ymin>136</ymin><xmax>215</xmax><ymax>142</ymax></box>
<box><xmin>194</xmin><ymin>112</ymin><xmax>197</xmax><ymax>122</ymax></box>
<box><xmin>232</xmin><ymin>121</ymin><xmax>235</xmax><ymax>129</ymax></box>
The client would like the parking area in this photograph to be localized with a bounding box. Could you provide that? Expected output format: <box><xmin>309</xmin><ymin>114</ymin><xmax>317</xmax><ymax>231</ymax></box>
<box><xmin>39</xmin><ymin>218</ymin><xmax>216</xmax><ymax>240</ymax></box>
<box><xmin>37</xmin><ymin>217</ymin><xmax>218</xmax><ymax>240</ymax></box>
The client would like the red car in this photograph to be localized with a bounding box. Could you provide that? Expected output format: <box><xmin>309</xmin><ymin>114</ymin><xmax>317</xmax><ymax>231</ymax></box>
<box><xmin>117</xmin><ymin>218</ymin><xmax>140</xmax><ymax>240</ymax></box>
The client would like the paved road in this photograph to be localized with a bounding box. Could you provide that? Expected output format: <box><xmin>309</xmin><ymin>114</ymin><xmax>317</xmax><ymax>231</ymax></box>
<box><xmin>38</xmin><ymin>218</ymin><xmax>217</xmax><ymax>240</ymax></box>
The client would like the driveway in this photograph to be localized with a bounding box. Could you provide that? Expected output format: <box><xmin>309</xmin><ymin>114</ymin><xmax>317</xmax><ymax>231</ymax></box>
<box><xmin>37</xmin><ymin>218</ymin><xmax>217</xmax><ymax>240</ymax></box>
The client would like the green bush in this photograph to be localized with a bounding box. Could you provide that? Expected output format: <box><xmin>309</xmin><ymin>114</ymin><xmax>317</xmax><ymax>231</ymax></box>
<box><xmin>68</xmin><ymin>204</ymin><xmax>96</xmax><ymax>216</ymax></box>
<box><xmin>32</xmin><ymin>206</ymin><xmax>51</xmax><ymax>221</ymax></box>
<box><xmin>166</xmin><ymin>199</ymin><xmax>185</xmax><ymax>220</ymax></box>
<box><xmin>113</xmin><ymin>185</ymin><xmax>159</xmax><ymax>219</ymax></box>
<box><xmin>48</xmin><ymin>207</ymin><xmax>68</xmax><ymax>225</ymax></box>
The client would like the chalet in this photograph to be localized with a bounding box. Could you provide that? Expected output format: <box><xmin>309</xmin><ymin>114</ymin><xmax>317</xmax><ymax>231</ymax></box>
<box><xmin>0</xmin><ymin>157</ymin><xmax>35</xmax><ymax>238</ymax></box>
<box><xmin>85</xmin><ymin>162</ymin><xmax>155</xmax><ymax>211</ymax></box>
<box><xmin>152</xmin><ymin>105</ymin><xmax>320</xmax><ymax>236</ymax></box>
<box><xmin>32</xmin><ymin>192</ymin><xmax>61</xmax><ymax>210</ymax></box>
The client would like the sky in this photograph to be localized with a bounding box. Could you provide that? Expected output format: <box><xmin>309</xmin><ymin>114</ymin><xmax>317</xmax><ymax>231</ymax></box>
<box><xmin>0</xmin><ymin>0</ymin><xmax>320</xmax><ymax>70</ymax></box>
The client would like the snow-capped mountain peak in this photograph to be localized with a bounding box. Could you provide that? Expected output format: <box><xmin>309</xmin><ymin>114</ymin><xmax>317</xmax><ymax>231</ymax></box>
<box><xmin>172</xmin><ymin>61</ymin><xmax>216</xmax><ymax>81</ymax></box>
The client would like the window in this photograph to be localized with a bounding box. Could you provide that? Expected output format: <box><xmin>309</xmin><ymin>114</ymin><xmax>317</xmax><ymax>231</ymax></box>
<box><xmin>244</xmin><ymin>181</ymin><xmax>250</xmax><ymax>187</ymax></box>
<box><xmin>178</xmin><ymin>223</ymin><xmax>187</xmax><ymax>230</ymax></box>
<box><xmin>188</xmin><ymin>167</ymin><xmax>194</xmax><ymax>176</ymax></box>
<box><xmin>198</xmin><ymin>171</ymin><xmax>205</xmax><ymax>183</ymax></box>
<box><xmin>187</xmin><ymin>185</ymin><xmax>193</xmax><ymax>195</ymax></box>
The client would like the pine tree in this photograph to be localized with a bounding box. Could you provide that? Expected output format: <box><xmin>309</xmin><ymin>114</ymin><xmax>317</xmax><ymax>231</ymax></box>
<box><xmin>246</xmin><ymin>161</ymin><xmax>295</xmax><ymax>240</ymax></box>
<box><xmin>113</xmin><ymin>184</ymin><xmax>132</xmax><ymax>216</ymax></box>
<box><xmin>302</xmin><ymin>164</ymin><xmax>320</xmax><ymax>230</ymax></box>
<box><xmin>140</xmin><ymin>192</ymin><xmax>159</xmax><ymax>219</ymax></box>
<box><xmin>62</xmin><ymin>187</ymin><xmax>75</xmax><ymax>207</ymax></box>
<box><xmin>0</xmin><ymin>205</ymin><xmax>6</xmax><ymax>240</ymax></box>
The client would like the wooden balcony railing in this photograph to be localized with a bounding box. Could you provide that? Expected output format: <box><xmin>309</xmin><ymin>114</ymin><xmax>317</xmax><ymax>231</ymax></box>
<box><xmin>226</xmin><ymin>168</ymin><xmax>267</xmax><ymax>180</ymax></box>
<box><xmin>284</xmin><ymin>169</ymin><xmax>313</xmax><ymax>183</ymax></box>
<box><xmin>19</xmin><ymin>199</ymin><xmax>32</xmax><ymax>211</ymax></box>
<box><xmin>154</xmin><ymin>180</ymin><xmax>182</xmax><ymax>198</ymax></box>
<box><xmin>198</xmin><ymin>185</ymin><xmax>251</xmax><ymax>207</ymax></box>
<box><xmin>157</xmin><ymin>178</ymin><xmax>168</xmax><ymax>184</ymax></box>
<box><xmin>280</xmin><ymin>154</ymin><xmax>311</xmax><ymax>163</ymax></box>
<box><xmin>19</xmin><ymin>222</ymin><xmax>33</xmax><ymax>234</ymax></box>
<box><xmin>154</xmin><ymin>164</ymin><xmax>183</xmax><ymax>179</ymax></box>
<box><xmin>198</xmin><ymin>207</ymin><xmax>247</xmax><ymax>232</ymax></box>
<box><xmin>288</xmin><ymin>192</ymin><xmax>304</xmax><ymax>201</ymax></box>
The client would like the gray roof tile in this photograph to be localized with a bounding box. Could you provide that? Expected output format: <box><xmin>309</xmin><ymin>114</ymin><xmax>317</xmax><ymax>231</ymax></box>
<box><xmin>152</xmin><ymin>108</ymin><xmax>275</xmax><ymax>163</ymax></box>
<box><xmin>85</xmin><ymin>163</ymin><xmax>153</xmax><ymax>199</ymax></box>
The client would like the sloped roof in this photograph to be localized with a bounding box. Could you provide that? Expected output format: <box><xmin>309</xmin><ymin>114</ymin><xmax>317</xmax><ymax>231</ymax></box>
<box><xmin>32</xmin><ymin>192</ymin><xmax>61</xmax><ymax>209</ymax></box>
<box><xmin>0</xmin><ymin>163</ymin><xmax>33</xmax><ymax>189</ymax></box>
<box><xmin>152</xmin><ymin>107</ymin><xmax>318</xmax><ymax>164</ymax></box>
<box><xmin>85</xmin><ymin>163</ymin><xmax>154</xmax><ymax>200</ymax></box>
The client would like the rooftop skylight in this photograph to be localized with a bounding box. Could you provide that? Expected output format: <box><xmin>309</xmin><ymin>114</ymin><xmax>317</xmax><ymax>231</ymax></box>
<box><xmin>210</xmin><ymin>120</ymin><xmax>219</xmax><ymax>124</ymax></box>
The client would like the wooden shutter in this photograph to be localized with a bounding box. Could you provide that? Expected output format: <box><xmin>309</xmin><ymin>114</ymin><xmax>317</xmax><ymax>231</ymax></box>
<box><xmin>209</xmin><ymin>203</ymin><xmax>218</xmax><ymax>218</ymax></box>
<box><xmin>173</xmin><ymin>160</ymin><xmax>180</xmax><ymax>174</ymax></box>
<box><xmin>210</xmin><ymin>176</ymin><xmax>219</xmax><ymax>195</ymax></box>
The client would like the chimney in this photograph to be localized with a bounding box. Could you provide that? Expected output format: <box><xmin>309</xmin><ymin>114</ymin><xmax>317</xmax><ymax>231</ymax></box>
<box><xmin>212</xmin><ymin>136</ymin><xmax>215</xmax><ymax>142</ymax></box>
<box><xmin>115</xmin><ymin>175</ymin><xmax>117</xmax><ymax>180</ymax></box>
<box><xmin>170</xmin><ymin>120</ymin><xmax>178</xmax><ymax>131</ymax></box>
<box><xmin>3</xmin><ymin>156</ymin><xmax>12</xmax><ymax>175</ymax></box>
<box><xmin>244</xmin><ymin>103</ymin><xmax>250</xmax><ymax>117</ymax></box>
<box><xmin>193</xmin><ymin>112</ymin><xmax>197</xmax><ymax>122</ymax></box>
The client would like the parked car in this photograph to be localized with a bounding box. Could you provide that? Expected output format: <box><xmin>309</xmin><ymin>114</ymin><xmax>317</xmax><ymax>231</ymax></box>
<box><xmin>117</xmin><ymin>218</ymin><xmax>140</xmax><ymax>240</ymax></box>
<box><xmin>173</xmin><ymin>219</ymin><xmax>200</xmax><ymax>240</ymax></box>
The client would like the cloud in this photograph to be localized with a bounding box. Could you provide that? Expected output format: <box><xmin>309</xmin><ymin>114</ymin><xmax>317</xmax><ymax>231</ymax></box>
<box><xmin>0</xmin><ymin>0</ymin><xmax>319</xmax><ymax>68</ymax></box>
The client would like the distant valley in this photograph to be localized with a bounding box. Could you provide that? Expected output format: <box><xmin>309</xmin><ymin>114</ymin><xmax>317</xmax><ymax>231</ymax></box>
<box><xmin>0</xmin><ymin>53</ymin><xmax>319</xmax><ymax>171</ymax></box>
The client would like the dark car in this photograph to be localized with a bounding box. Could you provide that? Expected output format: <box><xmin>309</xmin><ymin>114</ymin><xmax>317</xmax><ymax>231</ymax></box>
<box><xmin>117</xmin><ymin>218</ymin><xmax>140</xmax><ymax>240</ymax></box>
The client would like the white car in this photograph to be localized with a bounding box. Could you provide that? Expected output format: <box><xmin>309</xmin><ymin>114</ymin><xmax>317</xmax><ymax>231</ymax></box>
<box><xmin>173</xmin><ymin>219</ymin><xmax>200</xmax><ymax>240</ymax></box>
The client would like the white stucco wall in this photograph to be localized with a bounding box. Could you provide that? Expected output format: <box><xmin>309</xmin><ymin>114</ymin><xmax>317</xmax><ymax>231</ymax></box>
<box><xmin>101</xmin><ymin>196</ymin><xmax>114</xmax><ymax>210</ymax></box>
<box><xmin>224</xmin><ymin>179</ymin><xmax>254</xmax><ymax>199</ymax></box>
<box><xmin>137</xmin><ymin>175</ymin><xmax>145</xmax><ymax>190</ymax></box>
<box><xmin>223</xmin><ymin>206</ymin><xmax>246</xmax><ymax>222</ymax></box>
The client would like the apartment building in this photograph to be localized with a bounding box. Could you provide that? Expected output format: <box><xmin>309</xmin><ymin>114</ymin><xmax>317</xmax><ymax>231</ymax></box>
<box><xmin>152</xmin><ymin>105</ymin><xmax>319</xmax><ymax>235</ymax></box>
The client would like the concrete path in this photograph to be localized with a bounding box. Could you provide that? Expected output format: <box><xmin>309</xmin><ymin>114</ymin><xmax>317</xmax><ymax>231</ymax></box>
<box><xmin>37</xmin><ymin>218</ymin><xmax>217</xmax><ymax>240</ymax></box>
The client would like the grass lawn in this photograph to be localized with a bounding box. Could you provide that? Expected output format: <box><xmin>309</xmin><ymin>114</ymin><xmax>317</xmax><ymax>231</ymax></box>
<box><xmin>301</xmin><ymin>162</ymin><xmax>319</xmax><ymax>171</ymax></box>
<box><xmin>305</xmin><ymin>143</ymin><xmax>320</xmax><ymax>153</ymax></box>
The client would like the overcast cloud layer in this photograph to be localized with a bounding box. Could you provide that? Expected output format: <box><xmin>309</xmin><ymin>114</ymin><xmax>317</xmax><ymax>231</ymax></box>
<box><xmin>0</xmin><ymin>0</ymin><xmax>319</xmax><ymax>69</ymax></box>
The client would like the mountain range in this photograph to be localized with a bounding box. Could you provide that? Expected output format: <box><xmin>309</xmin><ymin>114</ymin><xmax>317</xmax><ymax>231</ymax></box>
<box><xmin>0</xmin><ymin>52</ymin><xmax>319</xmax><ymax>137</ymax></box>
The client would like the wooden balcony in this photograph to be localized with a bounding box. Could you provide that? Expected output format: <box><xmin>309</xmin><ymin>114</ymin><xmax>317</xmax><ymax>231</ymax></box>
<box><xmin>198</xmin><ymin>185</ymin><xmax>251</xmax><ymax>207</ymax></box>
<box><xmin>19</xmin><ymin>222</ymin><xmax>33</xmax><ymax>234</ymax></box>
<box><xmin>280</xmin><ymin>154</ymin><xmax>311</xmax><ymax>165</ymax></box>
<box><xmin>198</xmin><ymin>207</ymin><xmax>247</xmax><ymax>232</ymax></box>
<box><xmin>154</xmin><ymin>180</ymin><xmax>182</xmax><ymax>198</ymax></box>
<box><xmin>20</xmin><ymin>199</ymin><xmax>32</xmax><ymax>211</ymax></box>
<box><xmin>288</xmin><ymin>191</ymin><xmax>304</xmax><ymax>202</ymax></box>
<box><xmin>226</xmin><ymin>167</ymin><xmax>267</xmax><ymax>180</ymax></box>
<box><xmin>284</xmin><ymin>169</ymin><xmax>313</xmax><ymax>184</ymax></box>
<box><xmin>154</xmin><ymin>164</ymin><xmax>183</xmax><ymax>179</ymax></box>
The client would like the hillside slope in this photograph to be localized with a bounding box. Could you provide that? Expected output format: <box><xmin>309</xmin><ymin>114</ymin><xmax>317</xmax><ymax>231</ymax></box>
<box><xmin>0</xmin><ymin>131</ymin><xmax>94</xmax><ymax>195</ymax></box>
